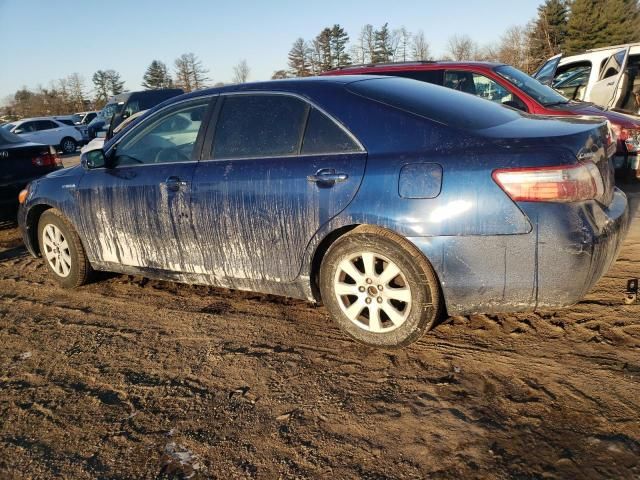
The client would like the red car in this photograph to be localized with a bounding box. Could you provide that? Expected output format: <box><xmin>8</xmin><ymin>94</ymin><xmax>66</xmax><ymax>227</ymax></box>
<box><xmin>324</xmin><ymin>61</ymin><xmax>640</xmax><ymax>179</ymax></box>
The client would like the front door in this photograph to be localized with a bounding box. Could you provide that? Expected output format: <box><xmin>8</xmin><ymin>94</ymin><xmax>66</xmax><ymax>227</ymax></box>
<box><xmin>533</xmin><ymin>54</ymin><xmax>562</xmax><ymax>85</ymax></box>
<box><xmin>589</xmin><ymin>47</ymin><xmax>630</xmax><ymax>108</ymax></box>
<box><xmin>191</xmin><ymin>93</ymin><xmax>367</xmax><ymax>283</ymax></box>
<box><xmin>77</xmin><ymin>97</ymin><xmax>213</xmax><ymax>271</ymax></box>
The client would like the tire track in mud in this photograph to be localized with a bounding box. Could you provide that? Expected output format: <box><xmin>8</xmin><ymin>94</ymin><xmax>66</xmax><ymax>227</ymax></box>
<box><xmin>0</xmin><ymin>184</ymin><xmax>639</xmax><ymax>478</ymax></box>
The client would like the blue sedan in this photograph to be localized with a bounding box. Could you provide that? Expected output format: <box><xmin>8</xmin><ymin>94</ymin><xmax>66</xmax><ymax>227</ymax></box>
<box><xmin>17</xmin><ymin>76</ymin><xmax>630</xmax><ymax>348</ymax></box>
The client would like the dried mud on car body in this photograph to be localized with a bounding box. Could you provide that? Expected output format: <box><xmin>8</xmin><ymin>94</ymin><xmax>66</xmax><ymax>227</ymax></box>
<box><xmin>0</xmin><ymin>187</ymin><xmax>639</xmax><ymax>479</ymax></box>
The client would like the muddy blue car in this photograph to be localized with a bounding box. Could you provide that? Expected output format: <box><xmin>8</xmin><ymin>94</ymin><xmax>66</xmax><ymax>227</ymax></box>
<box><xmin>18</xmin><ymin>76</ymin><xmax>629</xmax><ymax>348</ymax></box>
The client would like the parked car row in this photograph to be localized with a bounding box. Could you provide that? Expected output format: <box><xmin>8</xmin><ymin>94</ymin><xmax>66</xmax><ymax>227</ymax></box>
<box><xmin>16</xmin><ymin>72</ymin><xmax>630</xmax><ymax>348</ymax></box>
<box><xmin>0</xmin><ymin>128</ymin><xmax>62</xmax><ymax>219</ymax></box>
<box><xmin>1</xmin><ymin>117</ymin><xmax>85</xmax><ymax>154</ymax></box>
<box><xmin>327</xmin><ymin>57</ymin><xmax>640</xmax><ymax>179</ymax></box>
<box><xmin>87</xmin><ymin>88</ymin><xmax>183</xmax><ymax>140</ymax></box>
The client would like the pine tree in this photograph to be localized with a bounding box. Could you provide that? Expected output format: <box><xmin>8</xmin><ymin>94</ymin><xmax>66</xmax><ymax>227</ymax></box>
<box><xmin>599</xmin><ymin>0</ymin><xmax>640</xmax><ymax>46</ymax></box>
<box><xmin>330</xmin><ymin>24</ymin><xmax>351</xmax><ymax>68</ymax></box>
<box><xmin>528</xmin><ymin>0</ymin><xmax>569</xmax><ymax>66</ymax></box>
<box><xmin>373</xmin><ymin>23</ymin><xmax>393</xmax><ymax>63</ymax></box>
<box><xmin>288</xmin><ymin>38</ymin><xmax>312</xmax><ymax>77</ymax></box>
<box><xmin>313</xmin><ymin>28</ymin><xmax>333</xmax><ymax>72</ymax></box>
<box><xmin>142</xmin><ymin>60</ymin><xmax>173</xmax><ymax>89</ymax></box>
<box><xmin>565</xmin><ymin>0</ymin><xmax>608</xmax><ymax>54</ymax></box>
<box><xmin>92</xmin><ymin>70</ymin><xmax>111</xmax><ymax>104</ymax></box>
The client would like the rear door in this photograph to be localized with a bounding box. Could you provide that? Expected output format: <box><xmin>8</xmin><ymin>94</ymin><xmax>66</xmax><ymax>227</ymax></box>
<box><xmin>590</xmin><ymin>47</ymin><xmax>630</xmax><ymax>108</ymax></box>
<box><xmin>191</xmin><ymin>92</ymin><xmax>367</xmax><ymax>283</ymax></box>
<box><xmin>35</xmin><ymin>120</ymin><xmax>63</xmax><ymax>146</ymax></box>
<box><xmin>533</xmin><ymin>54</ymin><xmax>562</xmax><ymax>85</ymax></box>
<box><xmin>77</xmin><ymin>96</ymin><xmax>213</xmax><ymax>270</ymax></box>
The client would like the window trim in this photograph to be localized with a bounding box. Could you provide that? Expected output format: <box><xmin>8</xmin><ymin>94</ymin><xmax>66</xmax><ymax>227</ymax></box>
<box><xmin>203</xmin><ymin>90</ymin><xmax>365</xmax><ymax>162</ymax></box>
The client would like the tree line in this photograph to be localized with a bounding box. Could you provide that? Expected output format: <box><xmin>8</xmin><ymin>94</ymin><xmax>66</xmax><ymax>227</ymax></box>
<box><xmin>275</xmin><ymin>0</ymin><xmax>640</xmax><ymax>79</ymax></box>
<box><xmin>2</xmin><ymin>53</ymin><xmax>249</xmax><ymax>120</ymax></box>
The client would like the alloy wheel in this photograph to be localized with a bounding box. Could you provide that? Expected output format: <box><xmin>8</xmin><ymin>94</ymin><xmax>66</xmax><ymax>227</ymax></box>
<box><xmin>42</xmin><ymin>223</ymin><xmax>72</xmax><ymax>277</ymax></box>
<box><xmin>333</xmin><ymin>251</ymin><xmax>412</xmax><ymax>333</ymax></box>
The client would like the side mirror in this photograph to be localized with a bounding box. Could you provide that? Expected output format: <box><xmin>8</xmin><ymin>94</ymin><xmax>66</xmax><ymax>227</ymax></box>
<box><xmin>83</xmin><ymin>149</ymin><xmax>107</xmax><ymax>169</ymax></box>
<box><xmin>13</xmin><ymin>128</ymin><xmax>23</xmax><ymax>134</ymax></box>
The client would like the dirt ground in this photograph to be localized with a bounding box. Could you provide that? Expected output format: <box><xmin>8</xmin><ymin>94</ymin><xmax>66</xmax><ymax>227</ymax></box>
<box><xmin>0</xmin><ymin>184</ymin><xmax>639</xmax><ymax>480</ymax></box>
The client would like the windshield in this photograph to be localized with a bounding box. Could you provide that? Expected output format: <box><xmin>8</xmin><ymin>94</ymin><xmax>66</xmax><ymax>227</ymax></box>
<box><xmin>1</xmin><ymin>123</ymin><xmax>16</xmax><ymax>130</ymax></box>
<box><xmin>495</xmin><ymin>65</ymin><xmax>569</xmax><ymax>107</ymax></box>
<box><xmin>101</xmin><ymin>103</ymin><xmax>119</xmax><ymax>121</ymax></box>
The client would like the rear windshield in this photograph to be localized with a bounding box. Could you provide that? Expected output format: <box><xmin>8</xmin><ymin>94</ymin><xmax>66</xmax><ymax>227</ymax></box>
<box><xmin>347</xmin><ymin>76</ymin><xmax>521</xmax><ymax>130</ymax></box>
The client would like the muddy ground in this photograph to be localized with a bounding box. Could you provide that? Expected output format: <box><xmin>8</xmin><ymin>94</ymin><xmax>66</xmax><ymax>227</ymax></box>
<box><xmin>0</xmin><ymin>184</ymin><xmax>639</xmax><ymax>480</ymax></box>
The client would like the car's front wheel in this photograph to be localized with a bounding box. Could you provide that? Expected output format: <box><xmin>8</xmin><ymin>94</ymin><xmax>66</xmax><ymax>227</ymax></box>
<box><xmin>60</xmin><ymin>137</ymin><xmax>77</xmax><ymax>154</ymax></box>
<box><xmin>319</xmin><ymin>226</ymin><xmax>442</xmax><ymax>348</ymax></box>
<box><xmin>38</xmin><ymin>209</ymin><xmax>91</xmax><ymax>288</ymax></box>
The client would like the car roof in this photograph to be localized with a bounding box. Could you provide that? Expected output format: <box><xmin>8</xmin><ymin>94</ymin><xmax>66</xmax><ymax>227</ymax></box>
<box><xmin>171</xmin><ymin>75</ymin><xmax>390</xmax><ymax>101</ymax></box>
<box><xmin>14</xmin><ymin>117</ymin><xmax>66</xmax><ymax>122</ymax></box>
<box><xmin>326</xmin><ymin>60</ymin><xmax>505</xmax><ymax>73</ymax></box>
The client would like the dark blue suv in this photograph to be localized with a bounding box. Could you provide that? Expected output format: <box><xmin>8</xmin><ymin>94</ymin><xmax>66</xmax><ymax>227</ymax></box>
<box><xmin>17</xmin><ymin>76</ymin><xmax>629</xmax><ymax>348</ymax></box>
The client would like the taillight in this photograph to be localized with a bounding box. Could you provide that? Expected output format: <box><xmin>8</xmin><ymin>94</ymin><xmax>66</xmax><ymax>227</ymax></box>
<box><xmin>492</xmin><ymin>163</ymin><xmax>604</xmax><ymax>203</ymax></box>
<box><xmin>610</xmin><ymin>124</ymin><xmax>640</xmax><ymax>153</ymax></box>
<box><xmin>32</xmin><ymin>152</ymin><xmax>62</xmax><ymax>167</ymax></box>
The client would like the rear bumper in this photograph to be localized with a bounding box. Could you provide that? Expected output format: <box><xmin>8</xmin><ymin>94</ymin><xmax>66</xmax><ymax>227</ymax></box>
<box><xmin>407</xmin><ymin>188</ymin><xmax>630</xmax><ymax>315</ymax></box>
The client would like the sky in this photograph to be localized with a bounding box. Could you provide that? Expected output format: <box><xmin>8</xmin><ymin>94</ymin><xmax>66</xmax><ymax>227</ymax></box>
<box><xmin>0</xmin><ymin>0</ymin><xmax>542</xmax><ymax>100</ymax></box>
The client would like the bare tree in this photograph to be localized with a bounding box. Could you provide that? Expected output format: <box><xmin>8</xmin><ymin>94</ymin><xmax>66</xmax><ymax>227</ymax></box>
<box><xmin>351</xmin><ymin>24</ymin><xmax>375</xmax><ymax>64</ymax></box>
<box><xmin>174</xmin><ymin>53</ymin><xmax>210</xmax><ymax>92</ymax></box>
<box><xmin>411</xmin><ymin>30</ymin><xmax>432</xmax><ymax>61</ymax></box>
<box><xmin>67</xmin><ymin>73</ymin><xmax>87</xmax><ymax>111</ymax></box>
<box><xmin>393</xmin><ymin>27</ymin><xmax>412</xmax><ymax>62</ymax></box>
<box><xmin>497</xmin><ymin>26</ymin><xmax>532</xmax><ymax>72</ymax></box>
<box><xmin>271</xmin><ymin>70</ymin><xmax>290</xmax><ymax>79</ymax></box>
<box><xmin>232</xmin><ymin>59</ymin><xmax>250</xmax><ymax>83</ymax></box>
<box><xmin>446</xmin><ymin>34</ymin><xmax>478</xmax><ymax>60</ymax></box>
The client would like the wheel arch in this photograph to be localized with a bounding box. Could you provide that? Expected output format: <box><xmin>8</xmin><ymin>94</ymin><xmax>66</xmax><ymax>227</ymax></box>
<box><xmin>308</xmin><ymin>223</ymin><xmax>447</xmax><ymax>313</ymax></box>
<box><xmin>25</xmin><ymin>203</ymin><xmax>54</xmax><ymax>256</ymax></box>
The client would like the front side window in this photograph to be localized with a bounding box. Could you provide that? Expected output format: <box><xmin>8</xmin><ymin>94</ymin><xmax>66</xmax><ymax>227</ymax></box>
<box><xmin>212</xmin><ymin>95</ymin><xmax>308</xmax><ymax>159</ymax></box>
<box><xmin>301</xmin><ymin>108</ymin><xmax>361</xmax><ymax>155</ymax></box>
<box><xmin>18</xmin><ymin>122</ymin><xmax>37</xmax><ymax>133</ymax></box>
<box><xmin>444</xmin><ymin>71</ymin><xmax>526</xmax><ymax>111</ymax></box>
<box><xmin>114</xmin><ymin>99</ymin><xmax>210</xmax><ymax>166</ymax></box>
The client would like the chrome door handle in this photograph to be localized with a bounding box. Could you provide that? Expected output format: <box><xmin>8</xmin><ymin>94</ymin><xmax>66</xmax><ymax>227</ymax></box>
<box><xmin>163</xmin><ymin>176</ymin><xmax>188</xmax><ymax>191</ymax></box>
<box><xmin>307</xmin><ymin>168</ymin><xmax>348</xmax><ymax>184</ymax></box>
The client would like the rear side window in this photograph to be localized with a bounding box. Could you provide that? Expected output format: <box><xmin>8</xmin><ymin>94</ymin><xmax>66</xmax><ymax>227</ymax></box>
<box><xmin>36</xmin><ymin>120</ymin><xmax>59</xmax><ymax>130</ymax></box>
<box><xmin>301</xmin><ymin>109</ymin><xmax>361</xmax><ymax>154</ymax></box>
<box><xmin>378</xmin><ymin>69</ymin><xmax>444</xmax><ymax>85</ymax></box>
<box><xmin>348</xmin><ymin>77</ymin><xmax>520</xmax><ymax>130</ymax></box>
<box><xmin>213</xmin><ymin>95</ymin><xmax>308</xmax><ymax>159</ymax></box>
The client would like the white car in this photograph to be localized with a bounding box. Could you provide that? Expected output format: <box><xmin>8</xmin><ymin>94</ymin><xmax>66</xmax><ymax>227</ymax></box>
<box><xmin>1</xmin><ymin>117</ymin><xmax>84</xmax><ymax>154</ymax></box>
<box><xmin>534</xmin><ymin>43</ymin><xmax>640</xmax><ymax>115</ymax></box>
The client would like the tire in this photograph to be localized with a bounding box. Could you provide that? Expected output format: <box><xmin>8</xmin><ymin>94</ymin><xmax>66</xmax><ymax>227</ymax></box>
<box><xmin>319</xmin><ymin>225</ymin><xmax>442</xmax><ymax>348</ymax></box>
<box><xmin>37</xmin><ymin>209</ymin><xmax>91</xmax><ymax>288</ymax></box>
<box><xmin>60</xmin><ymin>137</ymin><xmax>77</xmax><ymax>154</ymax></box>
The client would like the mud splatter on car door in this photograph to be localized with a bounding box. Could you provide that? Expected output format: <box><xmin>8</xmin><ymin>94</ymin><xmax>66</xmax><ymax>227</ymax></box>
<box><xmin>190</xmin><ymin>93</ymin><xmax>367</xmax><ymax>283</ymax></box>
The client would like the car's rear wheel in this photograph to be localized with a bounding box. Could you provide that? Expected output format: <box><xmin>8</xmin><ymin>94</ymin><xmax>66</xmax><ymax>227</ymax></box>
<box><xmin>60</xmin><ymin>137</ymin><xmax>77</xmax><ymax>154</ymax></box>
<box><xmin>38</xmin><ymin>209</ymin><xmax>91</xmax><ymax>288</ymax></box>
<box><xmin>319</xmin><ymin>226</ymin><xmax>442</xmax><ymax>348</ymax></box>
